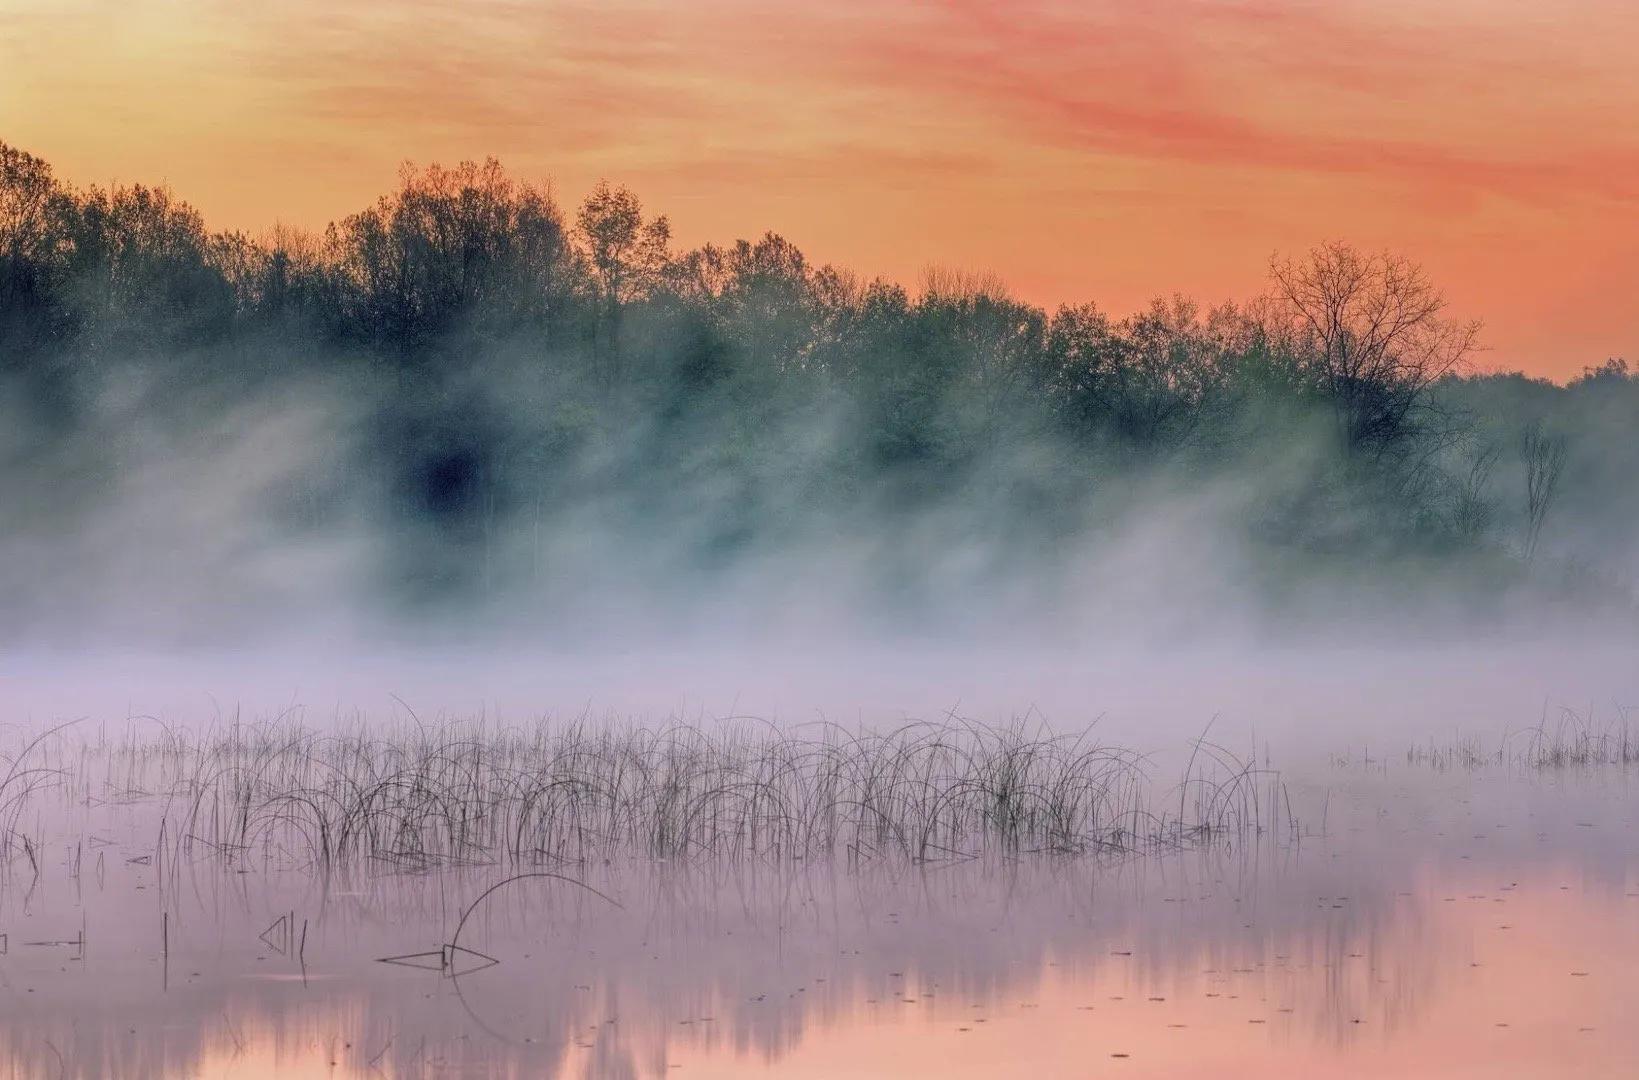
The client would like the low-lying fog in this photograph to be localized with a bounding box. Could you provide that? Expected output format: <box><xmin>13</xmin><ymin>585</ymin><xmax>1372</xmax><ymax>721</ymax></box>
<box><xmin>8</xmin><ymin>637</ymin><xmax>1634</xmax><ymax>763</ymax></box>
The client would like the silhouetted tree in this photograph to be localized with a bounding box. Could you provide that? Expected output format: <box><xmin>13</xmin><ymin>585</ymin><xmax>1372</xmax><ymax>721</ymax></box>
<box><xmin>1267</xmin><ymin>243</ymin><xmax>1479</xmax><ymax>451</ymax></box>
<box><xmin>1520</xmin><ymin>420</ymin><xmax>1567</xmax><ymax>560</ymax></box>
<box><xmin>0</xmin><ymin>141</ymin><xmax>74</xmax><ymax>368</ymax></box>
<box><xmin>329</xmin><ymin>159</ymin><xmax>577</xmax><ymax>359</ymax></box>
<box><xmin>576</xmin><ymin>180</ymin><xmax>669</xmax><ymax>390</ymax></box>
<box><xmin>60</xmin><ymin>181</ymin><xmax>234</xmax><ymax>359</ymax></box>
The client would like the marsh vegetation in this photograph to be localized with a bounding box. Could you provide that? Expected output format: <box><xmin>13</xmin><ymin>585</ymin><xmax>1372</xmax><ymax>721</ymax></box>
<box><xmin>8</xmin><ymin>716</ymin><xmax>1292</xmax><ymax>876</ymax></box>
<box><xmin>1400</xmin><ymin>704</ymin><xmax>1638</xmax><ymax>772</ymax></box>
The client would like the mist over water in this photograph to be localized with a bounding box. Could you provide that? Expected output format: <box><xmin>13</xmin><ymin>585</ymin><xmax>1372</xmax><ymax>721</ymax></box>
<box><xmin>5</xmin><ymin>638</ymin><xmax>1635</xmax><ymax>771</ymax></box>
<box><xmin>0</xmin><ymin>330</ymin><xmax>1632</xmax><ymax>752</ymax></box>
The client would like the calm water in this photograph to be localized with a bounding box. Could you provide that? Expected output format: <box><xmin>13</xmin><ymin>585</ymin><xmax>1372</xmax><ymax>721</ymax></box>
<box><xmin>1</xmin><ymin>754</ymin><xmax>1635</xmax><ymax>1077</ymax></box>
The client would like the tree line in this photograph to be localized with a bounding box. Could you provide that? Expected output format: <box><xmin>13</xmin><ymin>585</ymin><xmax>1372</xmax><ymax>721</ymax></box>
<box><xmin>1</xmin><ymin>139</ymin><xmax>1633</xmax><ymax>615</ymax></box>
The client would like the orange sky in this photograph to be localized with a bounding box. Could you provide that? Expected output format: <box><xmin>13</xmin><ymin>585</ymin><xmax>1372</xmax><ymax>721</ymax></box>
<box><xmin>3</xmin><ymin>0</ymin><xmax>1636</xmax><ymax>379</ymax></box>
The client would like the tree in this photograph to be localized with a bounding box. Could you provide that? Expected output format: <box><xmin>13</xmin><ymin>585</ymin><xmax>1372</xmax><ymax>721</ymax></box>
<box><xmin>328</xmin><ymin>158</ymin><xmax>576</xmax><ymax>357</ymax></box>
<box><xmin>1042</xmin><ymin>296</ymin><xmax>1231</xmax><ymax>452</ymax></box>
<box><xmin>241</xmin><ymin>224</ymin><xmax>331</xmax><ymax>328</ymax></box>
<box><xmin>1520</xmin><ymin>420</ymin><xmax>1566</xmax><ymax>561</ymax></box>
<box><xmin>0</xmin><ymin>141</ymin><xmax>58</xmax><ymax>268</ymax></box>
<box><xmin>576</xmin><ymin>180</ymin><xmax>669</xmax><ymax>389</ymax></box>
<box><xmin>1447</xmin><ymin>438</ymin><xmax>1501</xmax><ymax>541</ymax></box>
<box><xmin>0</xmin><ymin>141</ymin><xmax>73</xmax><ymax>360</ymax></box>
<box><xmin>61</xmin><ymin>181</ymin><xmax>234</xmax><ymax>356</ymax></box>
<box><xmin>913</xmin><ymin>267</ymin><xmax>1046</xmax><ymax>455</ymax></box>
<box><xmin>1267</xmin><ymin>243</ymin><xmax>1479</xmax><ymax>451</ymax></box>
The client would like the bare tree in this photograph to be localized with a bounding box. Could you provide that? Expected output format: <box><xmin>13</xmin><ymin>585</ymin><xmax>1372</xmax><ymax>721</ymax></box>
<box><xmin>1520</xmin><ymin>420</ymin><xmax>1567</xmax><ymax>561</ymax></box>
<box><xmin>1267</xmin><ymin>243</ymin><xmax>1480</xmax><ymax>451</ymax></box>
<box><xmin>1448</xmin><ymin>439</ymin><xmax>1501</xmax><ymax>541</ymax></box>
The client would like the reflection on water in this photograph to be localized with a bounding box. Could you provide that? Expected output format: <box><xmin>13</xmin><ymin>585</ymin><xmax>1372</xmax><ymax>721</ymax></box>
<box><xmin>0</xmin><ymin>763</ymin><xmax>1635</xmax><ymax>1077</ymax></box>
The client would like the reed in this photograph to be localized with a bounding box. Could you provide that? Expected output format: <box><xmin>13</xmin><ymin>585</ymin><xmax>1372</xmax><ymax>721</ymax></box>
<box><xmin>1403</xmin><ymin>704</ymin><xmax>1637</xmax><ymax>771</ymax></box>
<box><xmin>8</xmin><ymin>714</ymin><xmax>1294</xmax><ymax>874</ymax></box>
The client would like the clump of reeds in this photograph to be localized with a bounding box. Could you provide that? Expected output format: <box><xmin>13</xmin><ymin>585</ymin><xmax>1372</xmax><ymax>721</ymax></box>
<box><xmin>0</xmin><ymin>720</ymin><xmax>77</xmax><ymax>870</ymax></box>
<box><xmin>14</xmin><ymin>714</ymin><xmax>1293</xmax><ymax>873</ymax></box>
<box><xmin>1518</xmin><ymin>704</ymin><xmax>1636</xmax><ymax>768</ymax></box>
<box><xmin>1403</xmin><ymin>736</ymin><xmax>1499</xmax><ymax>772</ymax></box>
<box><xmin>1403</xmin><ymin>704</ymin><xmax>1637</xmax><ymax>772</ymax></box>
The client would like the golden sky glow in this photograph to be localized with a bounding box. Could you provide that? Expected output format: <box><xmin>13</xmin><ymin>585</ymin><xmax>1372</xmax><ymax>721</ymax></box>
<box><xmin>3</xmin><ymin>0</ymin><xmax>1636</xmax><ymax>378</ymax></box>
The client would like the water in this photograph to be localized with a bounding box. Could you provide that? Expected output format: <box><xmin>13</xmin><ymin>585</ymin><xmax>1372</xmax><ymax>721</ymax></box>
<box><xmin>1</xmin><ymin>743</ymin><xmax>1634</xmax><ymax>1078</ymax></box>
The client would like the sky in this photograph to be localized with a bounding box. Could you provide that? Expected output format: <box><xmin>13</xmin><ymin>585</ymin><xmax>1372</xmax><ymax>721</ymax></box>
<box><xmin>2</xmin><ymin>0</ymin><xmax>1635</xmax><ymax>380</ymax></box>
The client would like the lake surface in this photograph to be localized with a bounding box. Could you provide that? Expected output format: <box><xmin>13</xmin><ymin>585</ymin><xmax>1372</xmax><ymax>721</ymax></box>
<box><xmin>1</xmin><ymin>733</ymin><xmax>1634</xmax><ymax>1078</ymax></box>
